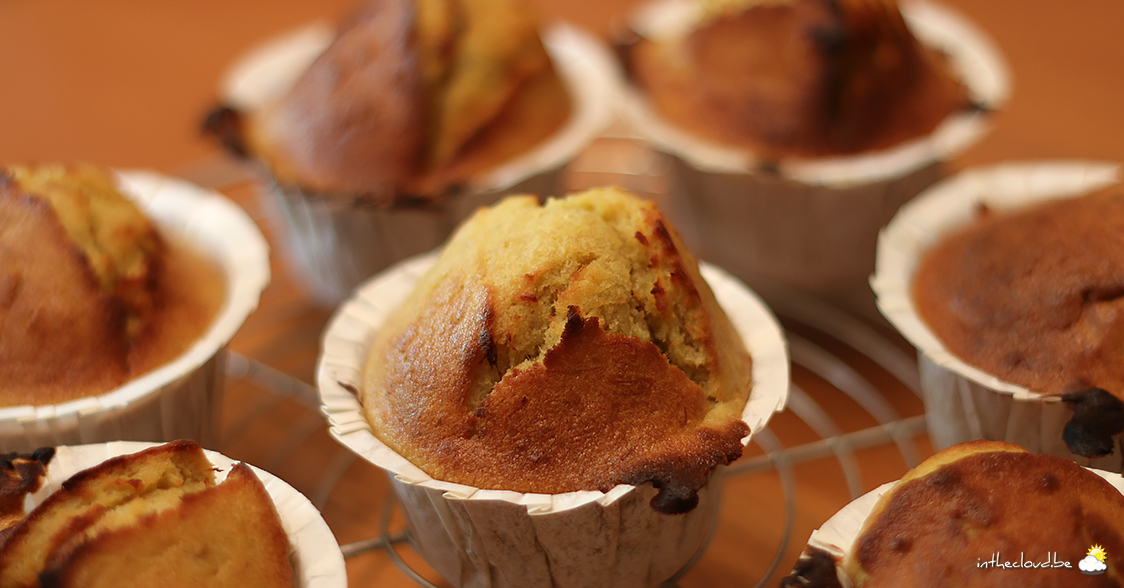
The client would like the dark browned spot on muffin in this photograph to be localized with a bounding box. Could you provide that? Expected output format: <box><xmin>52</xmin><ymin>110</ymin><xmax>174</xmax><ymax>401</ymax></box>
<box><xmin>780</xmin><ymin>547</ymin><xmax>844</xmax><ymax>588</ymax></box>
<box><xmin>1038</xmin><ymin>472</ymin><xmax>1060</xmax><ymax>494</ymax></box>
<box><xmin>889</xmin><ymin>536</ymin><xmax>912</xmax><ymax>554</ymax></box>
<box><xmin>1060</xmin><ymin>387</ymin><xmax>1124</xmax><ymax>457</ymax></box>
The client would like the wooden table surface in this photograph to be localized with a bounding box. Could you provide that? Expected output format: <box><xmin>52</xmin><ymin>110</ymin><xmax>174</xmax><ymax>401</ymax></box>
<box><xmin>2</xmin><ymin>1</ymin><xmax>1123</xmax><ymax>586</ymax></box>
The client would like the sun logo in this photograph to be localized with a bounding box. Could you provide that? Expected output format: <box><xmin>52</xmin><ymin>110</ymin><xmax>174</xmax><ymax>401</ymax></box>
<box><xmin>1080</xmin><ymin>545</ymin><xmax>1109</xmax><ymax>575</ymax></box>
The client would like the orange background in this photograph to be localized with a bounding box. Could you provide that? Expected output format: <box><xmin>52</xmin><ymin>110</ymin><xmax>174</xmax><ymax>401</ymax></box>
<box><xmin>1</xmin><ymin>0</ymin><xmax>1122</xmax><ymax>172</ymax></box>
<box><xmin>2</xmin><ymin>1</ymin><xmax>1122</xmax><ymax>587</ymax></box>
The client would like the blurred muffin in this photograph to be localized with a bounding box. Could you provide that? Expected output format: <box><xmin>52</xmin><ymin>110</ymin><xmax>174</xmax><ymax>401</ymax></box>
<box><xmin>873</xmin><ymin>162</ymin><xmax>1124</xmax><ymax>471</ymax></box>
<box><xmin>622</xmin><ymin>0</ymin><xmax>972</xmax><ymax>160</ymax></box>
<box><xmin>204</xmin><ymin>0</ymin><xmax>607</xmax><ymax>305</ymax></box>
<box><xmin>361</xmin><ymin>187</ymin><xmax>753</xmax><ymax>513</ymax></box>
<box><xmin>913</xmin><ymin>185</ymin><xmax>1124</xmax><ymax>399</ymax></box>
<box><xmin>0</xmin><ymin>440</ymin><xmax>294</xmax><ymax>588</ymax></box>
<box><xmin>842</xmin><ymin>441</ymin><xmax>1124</xmax><ymax>587</ymax></box>
<box><xmin>615</xmin><ymin>0</ymin><xmax>1004</xmax><ymax>315</ymax></box>
<box><xmin>0</xmin><ymin>165</ymin><xmax>225</xmax><ymax>407</ymax></box>
<box><xmin>208</xmin><ymin>0</ymin><xmax>571</xmax><ymax>202</ymax></box>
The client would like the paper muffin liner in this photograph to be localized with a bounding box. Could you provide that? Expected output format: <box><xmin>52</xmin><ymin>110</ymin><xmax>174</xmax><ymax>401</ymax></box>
<box><xmin>793</xmin><ymin>466</ymin><xmax>1124</xmax><ymax>587</ymax></box>
<box><xmin>20</xmin><ymin>442</ymin><xmax>345</xmax><ymax>588</ymax></box>
<box><xmin>317</xmin><ymin>252</ymin><xmax>790</xmax><ymax>588</ymax></box>
<box><xmin>871</xmin><ymin>161</ymin><xmax>1124</xmax><ymax>471</ymax></box>
<box><xmin>223</xmin><ymin>23</ymin><xmax>618</xmax><ymax>305</ymax></box>
<box><xmin>618</xmin><ymin>0</ymin><xmax>1010</xmax><ymax>314</ymax></box>
<box><xmin>0</xmin><ymin>171</ymin><xmax>271</xmax><ymax>453</ymax></box>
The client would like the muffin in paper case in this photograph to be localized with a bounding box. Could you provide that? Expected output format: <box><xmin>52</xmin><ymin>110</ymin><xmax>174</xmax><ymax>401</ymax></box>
<box><xmin>618</xmin><ymin>0</ymin><xmax>1010</xmax><ymax>316</ymax></box>
<box><xmin>0</xmin><ymin>171</ymin><xmax>270</xmax><ymax>453</ymax></box>
<box><xmin>222</xmin><ymin>23</ymin><xmax>618</xmax><ymax>305</ymax></box>
<box><xmin>781</xmin><ymin>464</ymin><xmax>1124</xmax><ymax>588</ymax></box>
<box><xmin>317</xmin><ymin>252</ymin><xmax>790</xmax><ymax>588</ymax></box>
<box><xmin>871</xmin><ymin>161</ymin><xmax>1124</xmax><ymax>471</ymax></box>
<box><xmin>17</xmin><ymin>442</ymin><xmax>346</xmax><ymax>588</ymax></box>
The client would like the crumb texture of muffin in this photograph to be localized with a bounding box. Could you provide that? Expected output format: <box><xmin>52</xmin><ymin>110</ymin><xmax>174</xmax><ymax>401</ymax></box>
<box><xmin>0</xmin><ymin>164</ymin><xmax>225</xmax><ymax>407</ymax></box>
<box><xmin>361</xmin><ymin>188</ymin><xmax>753</xmax><ymax>513</ymax></box>
<box><xmin>624</xmin><ymin>0</ymin><xmax>970</xmax><ymax>159</ymax></box>
<box><xmin>913</xmin><ymin>187</ymin><xmax>1124</xmax><ymax>398</ymax></box>
<box><xmin>220</xmin><ymin>0</ymin><xmax>571</xmax><ymax>200</ymax></box>
<box><xmin>843</xmin><ymin>440</ymin><xmax>1124</xmax><ymax>587</ymax></box>
<box><xmin>0</xmin><ymin>441</ymin><xmax>294</xmax><ymax>588</ymax></box>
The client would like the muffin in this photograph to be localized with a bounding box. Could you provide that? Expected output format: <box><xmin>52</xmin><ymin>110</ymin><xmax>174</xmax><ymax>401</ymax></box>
<box><xmin>618</xmin><ymin>0</ymin><xmax>1007</xmax><ymax>313</ymax></box>
<box><xmin>206</xmin><ymin>0</ymin><xmax>614</xmax><ymax>303</ymax></box>
<box><xmin>0</xmin><ymin>441</ymin><xmax>346</xmax><ymax>588</ymax></box>
<box><xmin>622</xmin><ymin>0</ymin><xmax>970</xmax><ymax>160</ymax></box>
<box><xmin>783</xmin><ymin>440</ymin><xmax>1124</xmax><ymax>588</ymax></box>
<box><xmin>211</xmin><ymin>0</ymin><xmax>570</xmax><ymax>199</ymax></box>
<box><xmin>0</xmin><ymin>167</ymin><xmax>269</xmax><ymax>452</ymax></box>
<box><xmin>319</xmin><ymin>188</ymin><xmax>789</xmax><ymax>588</ymax></box>
<box><xmin>361</xmin><ymin>187</ymin><xmax>753</xmax><ymax>512</ymax></box>
<box><xmin>912</xmin><ymin>187</ymin><xmax>1124</xmax><ymax>400</ymax></box>
<box><xmin>873</xmin><ymin>161</ymin><xmax>1124</xmax><ymax>470</ymax></box>
<box><xmin>0</xmin><ymin>164</ymin><xmax>224</xmax><ymax>406</ymax></box>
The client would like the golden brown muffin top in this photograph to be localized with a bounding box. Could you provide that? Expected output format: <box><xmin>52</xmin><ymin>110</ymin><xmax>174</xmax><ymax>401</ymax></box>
<box><xmin>361</xmin><ymin>188</ymin><xmax>753</xmax><ymax>513</ymax></box>
<box><xmin>844</xmin><ymin>440</ymin><xmax>1124</xmax><ymax>588</ymax></box>
<box><xmin>7</xmin><ymin>165</ymin><xmax>161</xmax><ymax>330</ymax></box>
<box><xmin>0</xmin><ymin>165</ymin><xmax>225</xmax><ymax>407</ymax></box>
<box><xmin>913</xmin><ymin>187</ymin><xmax>1124</xmax><ymax>399</ymax></box>
<box><xmin>0</xmin><ymin>441</ymin><xmax>293</xmax><ymax>588</ymax></box>
<box><xmin>622</xmin><ymin>0</ymin><xmax>971</xmax><ymax>160</ymax></box>
<box><xmin>211</xmin><ymin>0</ymin><xmax>571</xmax><ymax>202</ymax></box>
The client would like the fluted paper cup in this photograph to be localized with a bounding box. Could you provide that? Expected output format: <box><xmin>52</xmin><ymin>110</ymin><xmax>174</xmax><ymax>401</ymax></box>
<box><xmin>223</xmin><ymin>23</ymin><xmax>618</xmax><ymax>305</ymax></box>
<box><xmin>619</xmin><ymin>0</ymin><xmax>1010</xmax><ymax>315</ymax></box>
<box><xmin>317</xmin><ymin>252</ymin><xmax>789</xmax><ymax>588</ymax></box>
<box><xmin>0</xmin><ymin>171</ymin><xmax>270</xmax><ymax>453</ymax></box>
<box><xmin>785</xmin><ymin>465</ymin><xmax>1124</xmax><ymax>587</ymax></box>
<box><xmin>20</xmin><ymin>442</ymin><xmax>345</xmax><ymax>588</ymax></box>
<box><xmin>871</xmin><ymin>161</ymin><xmax>1124</xmax><ymax>471</ymax></box>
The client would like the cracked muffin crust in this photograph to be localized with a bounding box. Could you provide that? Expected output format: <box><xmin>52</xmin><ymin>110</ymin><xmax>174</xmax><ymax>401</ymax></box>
<box><xmin>0</xmin><ymin>441</ymin><xmax>294</xmax><ymax>588</ymax></box>
<box><xmin>207</xmin><ymin>0</ymin><xmax>571</xmax><ymax>203</ymax></box>
<box><xmin>0</xmin><ymin>165</ymin><xmax>225</xmax><ymax>406</ymax></box>
<box><xmin>621</xmin><ymin>0</ymin><xmax>971</xmax><ymax>160</ymax></box>
<box><xmin>360</xmin><ymin>188</ymin><xmax>753</xmax><ymax>513</ymax></box>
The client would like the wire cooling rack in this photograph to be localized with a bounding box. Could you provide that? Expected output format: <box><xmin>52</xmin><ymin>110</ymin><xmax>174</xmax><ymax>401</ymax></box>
<box><xmin>198</xmin><ymin>127</ymin><xmax>931</xmax><ymax>588</ymax></box>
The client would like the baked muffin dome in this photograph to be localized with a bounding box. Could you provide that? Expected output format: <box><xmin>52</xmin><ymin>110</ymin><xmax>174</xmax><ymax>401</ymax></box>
<box><xmin>0</xmin><ymin>165</ymin><xmax>225</xmax><ymax>406</ymax></box>
<box><xmin>622</xmin><ymin>0</ymin><xmax>971</xmax><ymax>159</ymax></box>
<box><xmin>210</xmin><ymin>0</ymin><xmax>571</xmax><ymax>201</ymax></box>
<box><xmin>843</xmin><ymin>440</ymin><xmax>1124</xmax><ymax>587</ymax></box>
<box><xmin>0</xmin><ymin>441</ymin><xmax>293</xmax><ymax>588</ymax></box>
<box><xmin>913</xmin><ymin>186</ymin><xmax>1124</xmax><ymax>398</ymax></box>
<box><xmin>361</xmin><ymin>188</ymin><xmax>753</xmax><ymax>513</ymax></box>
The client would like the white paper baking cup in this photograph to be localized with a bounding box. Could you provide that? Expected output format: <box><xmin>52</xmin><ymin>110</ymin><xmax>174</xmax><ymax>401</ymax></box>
<box><xmin>317</xmin><ymin>252</ymin><xmax>789</xmax><ymax>588</ymax></box>
<box><xmin>19</xmin><ymin>442</ymin><xmax>345</xmax><ymax>588</ymax></box>
<box><xmin>871</xmin><ymin>161</ymin><xmax>1124</xmax><ymax>470</ymax></box>
<box><xmin>793</xmin><ymin>465</ymin><xmax>1124</xmax><ymax>587</ymax></box>
<box><xmin>223</xmin><ymin>22</ymin><xmax>618</xmax><ymax>305</ymax></box>
<box><xmin>0</xmin><ymin>171</ymin><xmax>271</xmax><ymax>453</ymax></box>
<box><xmin>619</xmin><ymin>0</ymin><xmax>1010</xmax><ymax>312</ymax></box>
